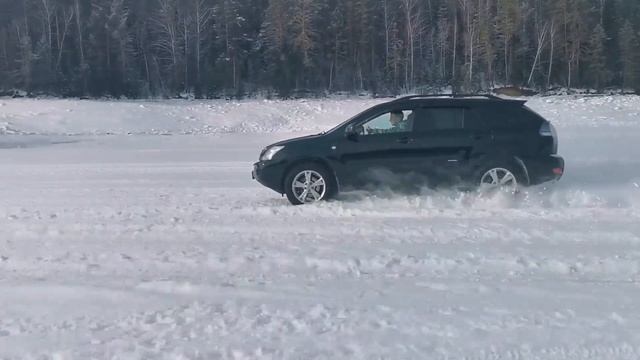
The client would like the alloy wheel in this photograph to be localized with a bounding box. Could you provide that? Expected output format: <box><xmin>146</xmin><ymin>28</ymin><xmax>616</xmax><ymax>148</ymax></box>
<box><xmin>479</xmin><ymin>167</ymin><xmax>518</xmax><ymax>194</ymax></box>
<box><xmin>291</xmin><ymin>170</ymin><xmax>327</xmax><ymax>203</ymax></box>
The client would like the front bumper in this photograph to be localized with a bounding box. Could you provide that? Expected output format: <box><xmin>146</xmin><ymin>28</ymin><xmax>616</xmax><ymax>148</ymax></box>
<box><xmin>525</xmin><ymin>155</ymin><xmax>565</xmax><ymax>185</ymax></box>
<box><xmin>252</xmin><ymin>161</ymin><xmax>286</xmax><ymax>194</ymax></box>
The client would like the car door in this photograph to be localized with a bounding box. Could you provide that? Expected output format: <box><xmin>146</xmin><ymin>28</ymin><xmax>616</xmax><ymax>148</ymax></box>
<box><xmin>464</xmin><ymin>105</ymin><xmax>501</xmax><ymax>176</ymax></box>
<box><xmin>407</xmin><ymin>107</ymin><xmax>476</xmax><ymax>185</ymax></box>
<box><xmin>336</xmin><ymin>109</ymin><xmax>417</xmax><ymax>187</ymax></box>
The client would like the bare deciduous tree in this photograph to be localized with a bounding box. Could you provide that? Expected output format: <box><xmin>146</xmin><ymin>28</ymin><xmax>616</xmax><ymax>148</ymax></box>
<box><xmin>0</xmin><ymin>0</ymin><xmax>638</xmax><ymax>97</ymax></box>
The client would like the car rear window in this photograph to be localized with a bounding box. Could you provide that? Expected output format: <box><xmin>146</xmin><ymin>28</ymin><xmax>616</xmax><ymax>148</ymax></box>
<box><xmin>470</xmin><ymin>105</ymin><xmax>533</xmax><ymax>130</ymax></box>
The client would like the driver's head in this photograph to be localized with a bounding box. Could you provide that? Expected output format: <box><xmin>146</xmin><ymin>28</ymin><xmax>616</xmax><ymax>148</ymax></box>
<box><xmin>390</xmin><ymin>111</ymin><xmax>404</xmax><ymax>126</ymax></box>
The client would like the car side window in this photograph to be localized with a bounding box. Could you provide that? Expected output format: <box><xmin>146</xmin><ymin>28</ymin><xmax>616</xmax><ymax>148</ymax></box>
<box><xmin>413</xmin><ymin>108</ymin><xmax>465</xmax><ymax>132</ymax></box>
<box><xmin>358</xmin><ymin>110</ymin><xmax>415</xmax><ymax>136</ymax></box>
<box><xmin>471</xmin><ymin>105</ymin><xmax>527</xmax><ymax>130</ymax></box>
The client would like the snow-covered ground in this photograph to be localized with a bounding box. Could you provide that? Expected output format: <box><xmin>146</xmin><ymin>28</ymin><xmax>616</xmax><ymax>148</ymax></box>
<box><xmin>1</xmin><ymin>96</ymin><xmax>640</xmax><ymax>359</ymax></box>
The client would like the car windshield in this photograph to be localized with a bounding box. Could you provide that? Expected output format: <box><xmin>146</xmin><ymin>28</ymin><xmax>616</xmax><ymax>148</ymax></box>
<box><xmin>321</xmin><ymin>106</ymin><xmax>381</xmax><ymax>134</ymax></box>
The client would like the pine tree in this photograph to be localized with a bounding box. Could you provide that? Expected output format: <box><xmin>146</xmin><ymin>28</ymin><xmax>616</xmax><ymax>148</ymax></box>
<box><xmin>261</xmin><ymin>0</ymin><xmax>295</xmax><ymax>95</ymax></box>
<box><xmin>193</xmin><ymin>0</ymin><xmax>212</xmax><ymax>97</ymax></box>
<box><xmin>213</xmin><ymin>0</ymin><xmax>247</xmax><ymax>93</ymax></box>
<box><xmin>477</xmin><ymin>0</ymin><xmax>496</xmax><ymax>88</ymax></box>
<box><xmin>619</xmin><ymin>20</ymin><xmax>639</xmax><ymax>91</ymax></box>
<box><xmin>326</xmin><ymin>0</ymin><xmax>346</xmax><ymax>91</ymax></box>
<box><xmin>291</xmin><ymin>0</ymin><xmax>319</xmax><ymax>67</ymax></box>
<box><xmin>586</xmin><ymin>23</ymin><xmax>611</xmax><ymax>90</ymax></box>
<box><xmin>435</xmin><ymin>1</ymin><xmax>450</xmax><ymax>83</ymax></box>
<box><xmin>496</xmin><ymin>0</ymin><xmax>518</xmax><ymax>84</ymax></box>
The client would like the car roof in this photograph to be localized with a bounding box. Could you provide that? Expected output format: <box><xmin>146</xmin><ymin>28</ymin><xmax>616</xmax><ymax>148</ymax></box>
<box><xmin>387</xmin><ymin>94</ymin><xmax>527</xmax><ymax>108</ymax></box>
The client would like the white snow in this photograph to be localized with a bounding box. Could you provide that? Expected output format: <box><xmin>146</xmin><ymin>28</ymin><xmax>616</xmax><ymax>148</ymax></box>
<box><xmin>1</xmin><ymin>96</ymin><xmax>640</xmax><ymax>359</ymax></box>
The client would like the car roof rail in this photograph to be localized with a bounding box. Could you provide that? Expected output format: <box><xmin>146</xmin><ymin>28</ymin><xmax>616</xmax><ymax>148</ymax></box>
<box><xmin>392</xmin><ymin>94</ymin><xmax>504</xmax><ymax>102</ymax></box>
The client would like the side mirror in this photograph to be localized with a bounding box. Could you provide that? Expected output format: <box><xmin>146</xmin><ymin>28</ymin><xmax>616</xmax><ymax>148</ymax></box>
<box><xmin>345</xmin><ymin>124</ymin><xmax>360</xmax><ymax>141</ymax></box>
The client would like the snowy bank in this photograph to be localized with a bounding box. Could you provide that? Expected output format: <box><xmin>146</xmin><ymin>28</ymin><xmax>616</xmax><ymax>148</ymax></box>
<box><xmin>1</xmin><ymin>95</ymin><xmax>640</xmax><ymax>137</ymax></box>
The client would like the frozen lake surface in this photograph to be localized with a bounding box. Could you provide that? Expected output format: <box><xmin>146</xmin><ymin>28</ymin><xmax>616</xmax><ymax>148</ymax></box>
<box><xmin>1</xmin><ymin>96</ymin><xmax>640</xmax><ymax>359</ymax></box>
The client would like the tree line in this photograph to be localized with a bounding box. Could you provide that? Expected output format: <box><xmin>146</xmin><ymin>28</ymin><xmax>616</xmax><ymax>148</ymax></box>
<box><xmin>1</xmin><ymin>0</ymin><xmax>639</xmax><ymax>98</ymax></box>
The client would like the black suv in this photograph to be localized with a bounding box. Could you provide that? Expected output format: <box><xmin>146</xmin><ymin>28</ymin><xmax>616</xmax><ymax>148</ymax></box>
<box><xmin>252</xmin><ymin>95</ymin><xmax>564</xmax><ymax>205</ymax></box>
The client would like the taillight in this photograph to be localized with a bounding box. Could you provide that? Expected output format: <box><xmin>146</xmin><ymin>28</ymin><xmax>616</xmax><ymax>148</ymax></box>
<box><xmin>539</xmin><ymin>121</ymin><xmax>554</xmax><ymax>136</ymax></box>
<box><xmin>539</xmin><ymin>121</ymin><xmax>558</xmax><ymax>154</ymax></box>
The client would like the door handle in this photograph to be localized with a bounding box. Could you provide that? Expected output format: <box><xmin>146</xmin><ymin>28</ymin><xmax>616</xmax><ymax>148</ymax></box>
<box><xmin>471</xmin><ymin>133</ymin><xmax>494</xmax><ymax>141</ymax></box>
<box><xmin>397</xmin><ymin>137</ymin><xmax>414</xmax><ymax>144</ymax></box>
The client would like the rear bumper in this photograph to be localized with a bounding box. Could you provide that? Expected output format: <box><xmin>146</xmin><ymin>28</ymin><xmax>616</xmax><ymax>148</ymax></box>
<box><xmin>252</xmin><ymin>161</ymin><xmax>286</xmax><ymax>194</ymax></box>
<box><xmin>525</xmin><ymin>155</ymin><xmax>565</xmax><ymax>185</ymax></box>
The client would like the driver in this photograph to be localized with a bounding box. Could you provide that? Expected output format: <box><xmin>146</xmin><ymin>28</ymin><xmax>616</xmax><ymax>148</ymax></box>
<box><xmin>365</xmin><ymin>111</ymin><xmax>410</xmax><ymax>134</ymax></box>
<box><xmin>388</xmin><ymin>111</ymin><xmax>409</xmax><ymax>132</ymax></box>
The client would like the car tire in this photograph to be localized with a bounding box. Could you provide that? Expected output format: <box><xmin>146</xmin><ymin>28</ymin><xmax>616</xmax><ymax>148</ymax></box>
<box><xmin>284</xmin><ymin>163</ymin><xmax>337</xmax><ymax>205</ymax></box>
<box><xmin>475</xmin><ymin>163</ymin><xmax>523</xmax><ymax>194</ymax></box>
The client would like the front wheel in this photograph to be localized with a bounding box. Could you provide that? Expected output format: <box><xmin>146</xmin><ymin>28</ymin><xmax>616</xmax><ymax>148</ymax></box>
<box><xmin>284</xmin><ymin>164</ymin><xmax>336</xmax><ymax>205</ymax></box>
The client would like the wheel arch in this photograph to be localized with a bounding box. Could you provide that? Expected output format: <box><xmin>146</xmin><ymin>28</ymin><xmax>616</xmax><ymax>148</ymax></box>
<box><xmin>474</xmin><ymin>153</ymin><xmax>531</xmax><ymax>186</ymax></box>
<box><xmin>512</xmin><ymin>156</ymin><xmax>531</xmax><ymax>186</ymax></box>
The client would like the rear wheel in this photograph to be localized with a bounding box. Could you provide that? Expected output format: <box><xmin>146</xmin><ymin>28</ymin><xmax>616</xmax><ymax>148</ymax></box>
<box><xmin>284</xmin><ymin>163</ymin><xmax>336</xmax><ymax>205</ymax></box>
<box><xmin>477</xmin><ymin>165</ymin><xmax>520</xmax><ymax>195</ymax></box>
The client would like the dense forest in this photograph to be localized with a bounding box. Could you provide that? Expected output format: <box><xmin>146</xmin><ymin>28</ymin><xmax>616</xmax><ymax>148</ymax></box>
<box><xmin>1</xmin><ymin>0</ymin><xmax>640</xmax><ymax>98</ymax></box>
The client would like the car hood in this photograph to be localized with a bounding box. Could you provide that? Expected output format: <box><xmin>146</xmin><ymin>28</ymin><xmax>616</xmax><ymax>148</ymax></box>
<box><xmin>272</xmin><ymin>133</ymin><xmax>325</xmax><ymax>147</ymax></box>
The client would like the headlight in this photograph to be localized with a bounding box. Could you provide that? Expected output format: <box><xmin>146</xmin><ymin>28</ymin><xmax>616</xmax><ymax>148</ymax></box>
<box><xmin>260</xmin><ymin>146</ymin><xmax>284</xmax><ymax>161</ymax></box>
